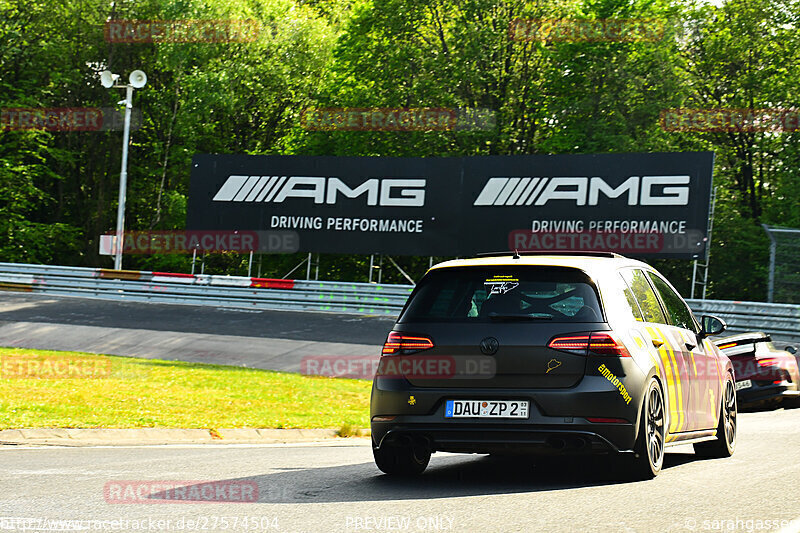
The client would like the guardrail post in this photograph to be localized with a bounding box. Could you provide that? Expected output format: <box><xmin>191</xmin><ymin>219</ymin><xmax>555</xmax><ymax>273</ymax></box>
<box><xmin>762</xmin><ymin>224</ymin><xmax>776</xmax><ymax>303</ymax></box>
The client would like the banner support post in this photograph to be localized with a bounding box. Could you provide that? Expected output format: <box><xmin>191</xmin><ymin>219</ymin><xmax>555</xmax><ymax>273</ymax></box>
<box><xmin>369</xmin><ymin>255</ymin><xmax>374</xmax><ymax>283</ymax></box>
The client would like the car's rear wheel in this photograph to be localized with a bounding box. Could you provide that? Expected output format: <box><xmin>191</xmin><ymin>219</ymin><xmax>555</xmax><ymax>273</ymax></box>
<box><xmin>694</xmin><ymin>375</ymin><xmax>737</xmax><ymax>458</ymax></box>
<box><xmin>623</xmin><ymin>377</ymin><xmax>665</xmax><ymax>480</ymax></box>
<box><xmin>373</xmin><ymin>442</ymin><xmax>430</xmax><ymax>475</ymax></box>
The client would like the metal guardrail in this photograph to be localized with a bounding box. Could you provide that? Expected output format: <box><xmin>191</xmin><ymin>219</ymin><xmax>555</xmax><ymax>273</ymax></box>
<box><xmin>0</xmin><ymin>262</ymin><xmax>412</xmax><ymax>315</ymax></box>
<box><xmin>686</xmin><ymin>299</ymin><xmax>800</xmax><ymax>345</ymax></box>
<box><xmin>0</xmin><ymin>262</ymin><xmax>797</xmax><ymax>344</ymax></box>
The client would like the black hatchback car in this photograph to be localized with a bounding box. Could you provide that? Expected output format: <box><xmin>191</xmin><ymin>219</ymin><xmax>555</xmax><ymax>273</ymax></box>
<box><xmin>370</xmin><ymin>252</ymin><xmax>737</xmax><ymax>479</ymax></box>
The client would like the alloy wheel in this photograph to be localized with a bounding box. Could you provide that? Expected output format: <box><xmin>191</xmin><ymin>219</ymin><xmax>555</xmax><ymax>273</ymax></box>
<box><xmin>723</xmin><ymin>379</ymin><xmax>737</xmax><ymax>446</ymax></box>
<box><xmin>647</xmin><ymin>382</ymin><xmax>665</xmax><ymax>468</ymax></box>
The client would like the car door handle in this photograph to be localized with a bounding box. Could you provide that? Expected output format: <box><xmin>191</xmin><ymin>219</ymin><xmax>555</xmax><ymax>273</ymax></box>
<box><xmin>685</xmin><ymin>342</ymin><xmax>696</xmax><ymax>351</ymax></box>
<box><xmin>651</xmin><ymin>339</ymin><xmax>664</xmax><ymax>348</ymax></box>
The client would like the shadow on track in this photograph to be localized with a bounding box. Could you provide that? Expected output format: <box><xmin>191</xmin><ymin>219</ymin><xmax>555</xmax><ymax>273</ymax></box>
<box><xmin>151</xmin><ymin>451</ymin><xmax>703</xmax><ymax>504</ymax></box>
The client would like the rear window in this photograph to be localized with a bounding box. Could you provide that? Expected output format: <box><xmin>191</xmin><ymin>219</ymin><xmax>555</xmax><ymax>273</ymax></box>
<box><xmin>399</xmin><ymin>266</ymin><xmax>603</xmax><ymax>323</ymax></box>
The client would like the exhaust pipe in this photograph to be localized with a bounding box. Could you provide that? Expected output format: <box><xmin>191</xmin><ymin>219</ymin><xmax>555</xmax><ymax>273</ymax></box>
<box><xmin>567</xmin><ymin>437</ymin><xmax>587</xmax><ymax>450</ymax></box>
<box><xmin>547</xmin><ymin>437</ymin><xmax>586</xmax><ymax>450</ymax></box>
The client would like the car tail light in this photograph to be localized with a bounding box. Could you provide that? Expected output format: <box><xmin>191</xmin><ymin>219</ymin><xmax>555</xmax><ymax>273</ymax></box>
<box><xmin>772</xmin><ymin>380</ymin><xmax>783</xmax><ymax>385</ymax></box>
<box><xmin>588</xmin><ymin>333</ymin><xmax>631</xmax><ymax>357</ymax></box>
<box><xmin>548</xmin><ymin>334</ymin><xmax>591</xmax><ymax>354</ymax></box>
<box><xmin>587</xmin><ymin>417</ymin><xmax>628</xmax><ymax>424</ymax></box>
<box><xmin>717</xmin><ymin>341</ymin><xmax>738</xmax><ymax>350</ymax></box>
<box><xmin>548</xmin><ymin>332</ymin><xmax>631</xmax><ymax>357</ymax></box>
<box><xmin>757</xmin><ymin>358</ymin><xmax>779</xmax><ymax>367</ymax></box>
<box><xmin>381</xmin><ymin>332</ymin><xmax>434</xmax><ymax>356</ymax></box>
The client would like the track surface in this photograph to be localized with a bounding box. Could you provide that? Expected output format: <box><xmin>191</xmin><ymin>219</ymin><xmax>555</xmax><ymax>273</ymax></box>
<box><xmin>2</xmin><ymin>409</ymin><xmax>800</xmax><ymax>533</ymax></box>
<box><xmin>0</xmin><ymin>292</ymin><xmax>394</xmax><ymax>372</ymax></box>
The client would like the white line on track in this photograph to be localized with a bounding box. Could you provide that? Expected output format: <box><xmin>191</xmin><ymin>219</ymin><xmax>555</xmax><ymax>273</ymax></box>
<box><xmin>0</xmin><ymin>440</ymin><xmax>372</xmax><ymax>450</ymax></box>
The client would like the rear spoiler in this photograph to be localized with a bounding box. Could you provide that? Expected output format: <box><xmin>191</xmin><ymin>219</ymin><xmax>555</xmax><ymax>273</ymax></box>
<box><xmin>475</xmin><ymin>251</ymin><xmax>622</xmax><ymax>259</ymax></box>
<box><xmin>716</xmin><ymin>335</ymin><xmax>772</xmax><ymax>350</ymax></box>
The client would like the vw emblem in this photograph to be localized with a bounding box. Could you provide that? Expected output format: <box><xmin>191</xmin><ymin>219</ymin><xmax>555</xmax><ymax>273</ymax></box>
<box><xmin>480</xmin><ymin>337</ymin><xmax>499</xmax><ymax>355</ymax></box>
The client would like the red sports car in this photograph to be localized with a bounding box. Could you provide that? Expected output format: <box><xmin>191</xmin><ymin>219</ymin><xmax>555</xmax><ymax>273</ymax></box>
<box><xmin>715</xmin><ymin>332</ymin><xmax>800</xmax><ymax>409</ymax></box>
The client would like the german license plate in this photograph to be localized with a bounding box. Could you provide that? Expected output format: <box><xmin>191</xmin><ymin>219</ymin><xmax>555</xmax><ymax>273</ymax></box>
<box><xmin>445</xmin><ymin>400</ymin><xmax>529</xmax><ymax>419</ymax></box>
<box><xmin>735</xmin><ymin>380</ymin><xmax>752</xmax><ymax>391</ymax></box>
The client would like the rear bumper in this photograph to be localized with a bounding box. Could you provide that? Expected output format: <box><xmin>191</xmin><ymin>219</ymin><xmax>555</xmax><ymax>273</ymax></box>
<box><xmin>370</xmin><ymin>367</ymin><xmax>645</xmax><ymax>454</ymax></box>
<box><xmin>736</xmin><ymin>382</ymin><xmax>800</xmax><ymax>407</ymax></box>
<box><xmin>372</xmin><ymin>419</ymin><xmax>633</xmax><ymax>454</ymax></box>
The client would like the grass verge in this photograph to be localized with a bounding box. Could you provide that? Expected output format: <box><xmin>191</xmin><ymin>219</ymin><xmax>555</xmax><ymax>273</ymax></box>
<box><xmin>0</xmin><ymin>347</ymin><xmax>370</xmax><ymax>429</ymax></box>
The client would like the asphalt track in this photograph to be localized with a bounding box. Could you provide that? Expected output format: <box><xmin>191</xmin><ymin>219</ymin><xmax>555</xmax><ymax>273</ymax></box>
<box><xmin>0</xmin><ymin>291</ymin><xmax>394</xmax><ymax>372</ymax></box>
<box><xmin>2</xmin><ymin>408</ymin><xmax>800</xmax><ymax>533</ymax></box>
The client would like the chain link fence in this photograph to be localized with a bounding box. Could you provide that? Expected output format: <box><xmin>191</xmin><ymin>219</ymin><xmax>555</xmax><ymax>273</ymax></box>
<box><xmin>763</xmin><ymin>225</ymin><xmax>800</xmax><ymax>304</ymax></box>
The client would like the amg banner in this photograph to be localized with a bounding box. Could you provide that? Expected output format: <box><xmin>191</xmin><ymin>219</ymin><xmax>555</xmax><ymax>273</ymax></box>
<box><xmin>187</xmin><ymin>152</ymin><xmax>715</xmax><ymax>259</ymax></box>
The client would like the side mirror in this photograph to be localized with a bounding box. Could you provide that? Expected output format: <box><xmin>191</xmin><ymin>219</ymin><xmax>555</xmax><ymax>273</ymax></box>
<box><xmin>786</xmin><ymin>345</ymin><xmax>798</xmax><ymax>355</ymax></box>
<box><xmin>699</xmin><ymin>315</ymin><xmax>727</xmax><ymax>338</ymax></box>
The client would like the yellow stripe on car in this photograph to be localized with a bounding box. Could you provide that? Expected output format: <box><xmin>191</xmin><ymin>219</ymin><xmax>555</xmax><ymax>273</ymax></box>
<box><xmin>647</xmin><ymin>326</ymin><xmax>679</xmax><ymax>434</ymax></box>
<box><xmin>681</xmin><ymin>331</ymin><xmax>698</xmax><ymax>377</ymax></box>
<box><xmin>705</xmin><ymin>339</ymin><xmax>722</xmax><ymax>427</ymax></box>
<box><xmin>661</xmin><ymin>330</ymin><xmax>684</xmax><ymax>433</ymax></box>
<box><xmin>709</xmin><ymin>389</ymin><xmax>717</xmax><ymax>427</ymax></box>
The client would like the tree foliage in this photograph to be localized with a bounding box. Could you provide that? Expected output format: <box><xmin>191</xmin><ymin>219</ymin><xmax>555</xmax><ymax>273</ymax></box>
<box><xmin>0</xmin><ymin>0</ymin><xmax>797</xmax><ymax>298</ymax></box>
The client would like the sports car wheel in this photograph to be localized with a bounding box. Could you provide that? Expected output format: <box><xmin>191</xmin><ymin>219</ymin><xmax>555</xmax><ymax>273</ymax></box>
<box><xmin>624</xmin><ymin>377</ymin><xmax>665</xmax><ymax>480</ymax></box>
<box><xmin>694</xmin><ymin>375</ymin><xmax>737</xmax><ymax>458</ymax></box>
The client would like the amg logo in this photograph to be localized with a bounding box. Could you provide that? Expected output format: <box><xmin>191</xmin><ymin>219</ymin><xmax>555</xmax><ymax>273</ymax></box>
<box><xmin>473</xmin><ymin>176</ymin><xmax>690</xmax><ymax>206</ymax></box>
<box><xmin>213</xmin><ymin>176</ymin><xmax>426</xmax><ymax>207</ymax></box>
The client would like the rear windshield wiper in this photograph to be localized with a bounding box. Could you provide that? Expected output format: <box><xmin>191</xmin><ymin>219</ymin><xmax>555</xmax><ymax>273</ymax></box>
<box><xmin>488</xmin><ymin>313</ymin><xmax>553</xmax><ymax>321</ymax></box>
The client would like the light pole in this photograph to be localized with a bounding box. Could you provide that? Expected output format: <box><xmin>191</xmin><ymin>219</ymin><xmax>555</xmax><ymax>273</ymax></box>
<box><xmin>100</xmin><ymin>69</ymin><xmax>147</xmax><ymax>270</ymax></box>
